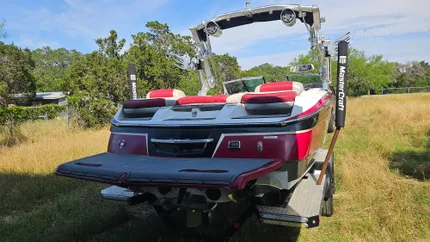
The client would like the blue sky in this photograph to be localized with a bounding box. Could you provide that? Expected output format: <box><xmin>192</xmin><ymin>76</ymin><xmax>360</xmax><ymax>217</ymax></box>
<box><xmin>1</xmin><ymin>0</ymin><xmax>430</xmax><ymax>69</ymax></box>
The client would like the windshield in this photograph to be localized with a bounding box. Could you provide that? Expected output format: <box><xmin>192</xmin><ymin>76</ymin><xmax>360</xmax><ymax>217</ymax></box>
<box><xmin>287</xmin><ymin>74</ymin><xmax>323</xmax><ymax>90</ymax></box>
<box><xmin>223</xmin><ymin>76</ymin><xmax>265</xmax><ymax>94</ymax></box>
<box><xmin>286</xmin><ymin>74</ymin><xmax>321</xmax><ymax>84</ymax></box>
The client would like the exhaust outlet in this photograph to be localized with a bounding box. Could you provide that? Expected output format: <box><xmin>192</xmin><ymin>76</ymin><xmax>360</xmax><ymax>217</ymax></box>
<box><xmin>205</xmin><ymin>189</ymin><xmax>222</xmax><ymax>201</ymax></box>
<box><xmin>158</xmin><ymin>187</ymin><xmax>172</xmax><ymax>196</ymax></box>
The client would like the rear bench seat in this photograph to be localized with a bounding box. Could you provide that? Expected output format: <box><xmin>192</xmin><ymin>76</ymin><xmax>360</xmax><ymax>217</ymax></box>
<box><xmin>123</xmin><ymin>88</ymin><xmax>185</xmax><ymax>118</ymax></box>
<box><xmin>227</xmin><ymin>81</ymin><xmax>303</xmax><ymax>114</ymax></box>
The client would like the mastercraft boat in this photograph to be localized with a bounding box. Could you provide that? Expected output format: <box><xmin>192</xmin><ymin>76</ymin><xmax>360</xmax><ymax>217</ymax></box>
<box><xmin>56</xmin><ymin>3</ymin><xmax>349</xmax><ymax>238</ymax></box>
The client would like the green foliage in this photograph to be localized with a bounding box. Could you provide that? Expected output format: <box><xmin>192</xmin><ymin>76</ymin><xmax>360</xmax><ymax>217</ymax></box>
<box><xmin>126</xmin><ymin>21</ymin><xmax>196</xmax><ymax>96</ymax></box>
<box><xmin>241</xmin><ymin>63</ymin><xmax>290</xmax><ymax>82</ymax></box>
<box><xmin>390</xmin><ymin>61</ymin><xmax>430</xmax><ymax>88</ymax></box>
<box><xmin>96</xmin><ymin>30</ymin><xmax>125</xmax><ymax>58</ymax></box>
<box><xmin>0</xmin><ymin>21</ymin><xmax>6</xmax><ymax>40</ymax></box>
<box><xmin>0</xmin><ymin>104</ymin><xmax>65</xmax><ymax>146</ymax></box>
<box><xmin>177</xmin><ymin>71</ymin><xmax>200</xmax><ymax>95</ymax></box>
<box><xmin>346</xmin><ymin>49</ymin><xmax>394</xmax><ymax>95</ymax></box>
<box><xmin>0</xmin><ymin>104</ymin><xmax>65</xmax><ymax>125</ymax></box>
<box><xmin>67</xmin><ymin>95</ymin><xmax>116</xmax><ymax>128</ymax></box>
<box><xmin>208</xmin><ymin>53</ymin><xmax>241</xmax><ymax>95</ymax></box>
<box><xmin>0</xmin><ymin>43</ymin><xmax>36</xmax><ymax>107</ymax></box>
<box><xmin>289</xmin><ymin>48</ymin><xmax>321</xmax><ymax>73</ymax></box>
<box><xmin>31</xmin><ymin>47</ymin><xmax>82</xmax><ymax>92</ymax></box>
<box><xmin>2</xmin><ymin>19</ymin><xmax>430</xmax><ymax>129</ymax></box>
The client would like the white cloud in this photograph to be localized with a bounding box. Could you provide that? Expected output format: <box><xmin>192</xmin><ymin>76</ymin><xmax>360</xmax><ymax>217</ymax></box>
<box><xmin>202</xmin><ymin>0</ymin><xmax>430</xmax><ymax>67</ymax></box>
<box><xmin>5</xmin><ymin>0</ymin><xmax>170</xmax><ymax>49</ymax></box>
<box><xmin>15</xmin><ymin>33</ymin><xmax>60</xmax><ymax>50</ymax></box>
<box><xmin>4</xmin><ymin>0</ymin><xmax>430</xmax><ymax>68</ymax></box>
<box><xmin>352</xmin><ymin>37</ymin><xmax>430</xmax><ymax>63</ymax></box>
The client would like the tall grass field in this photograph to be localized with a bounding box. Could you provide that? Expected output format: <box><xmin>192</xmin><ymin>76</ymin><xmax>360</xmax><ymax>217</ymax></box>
<box><xmin>1</xmin><ymin>93</ymin><xmax>429</xmax><ymax>242</ymax></box>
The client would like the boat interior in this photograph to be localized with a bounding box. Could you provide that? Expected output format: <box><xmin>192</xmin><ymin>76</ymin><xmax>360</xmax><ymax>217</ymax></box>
<box><xmin>118</xmin><ymin>80</ymin><xmax>328</xmax><ymax>123</ymax></box>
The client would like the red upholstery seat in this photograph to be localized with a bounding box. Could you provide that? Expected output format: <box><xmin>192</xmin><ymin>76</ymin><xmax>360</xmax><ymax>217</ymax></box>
<box><xmin>176</xmin><ymin>95</ymin><xmax>227</xmax><ymax>105</ymax></box>
<box><xmin>240</xmin><ymin>91</ymin><xmax>296</xmax><ymax>115</ymax></box>
<box><xmin>122</xmin><ymin>98</ymin><xmax>167</xmax><ymax>118</ymax></box>
<box><xmin>146</xmin><ymin>89</ymin><xmax>185</xmax><ymax>99</ymax></box>
<box><xmin>123</xmin><ymin>98</ymin><xmax>166</xmax><ymax>108</ymax></box>
<box><xmin>257</xmin><ymin>81</ymin><xmax>293</xmax><ymax>92</ymax></box>
<box><xmin>241</xmin><ymin>91</ymin><xmax>297</xmax><ymax>104</ymax></box>
<box><xmin>255</xmin><ymin>81</ymin><xmax>304</xmax><ymax>95</ymax></box>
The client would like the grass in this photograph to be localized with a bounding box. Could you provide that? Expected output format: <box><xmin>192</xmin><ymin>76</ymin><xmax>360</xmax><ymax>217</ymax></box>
<box><xmin>1</xmin><ymin>93</ymin><xmax>430</xmax><ymax>242</ymax></box>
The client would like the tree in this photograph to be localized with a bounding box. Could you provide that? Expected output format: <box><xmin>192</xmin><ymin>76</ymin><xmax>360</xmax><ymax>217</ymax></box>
<box><xmin>206</xmin><ymin>53</ymin><xmax>241</xmax><ymax>95</ymax></box>
<box><xmin>346</xmin><ymin>49</ymin><xmax>393</xmax><ymax>95</ymax></box>
<box><xmin>288</xmin><ymin>48</ymin><xmax>321</xmax><ymax>73</ymax></box>
<box><xmin>391</xmin><ymin>61</ymin><xmax>430</xmax><ymax>88</ymax></box>
<box><xmin>31</xmin><ymin>47</ymin><xmax>82</xmax><ymax>91</ymax></box>
<box><xmin>126</xmin><ymin>21</ymin><xmax>196</xmax><ymax>97</ymax></box>
<box><xmin>62</xmin><ymin>24</ymin><xmax>197</xmax><ymax>128</ymax></box>
<box><xmin>0</xmin><ymin>43</ymin><xmax>36</xmax><ymax>107</ymax></box>
<box><xmin>241</xmin><ymin>63</ymin><xmax>289</xmax><ymax>82</ymax></box>
<box><xmin>0</xmin><ymin>21</ymin><xmax>7</xmax><ymax>41</ymax></box>
<box><xmin>95</xmin><ymin>30</ymin><xmax>125</xmax><ymax>59</ymax></box>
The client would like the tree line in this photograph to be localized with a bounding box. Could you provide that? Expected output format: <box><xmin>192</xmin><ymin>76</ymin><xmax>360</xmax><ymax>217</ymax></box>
<box><xmin>1</xmin><ymin>21</ymin><xmax>430</xmax><ymax>128</ymax></box>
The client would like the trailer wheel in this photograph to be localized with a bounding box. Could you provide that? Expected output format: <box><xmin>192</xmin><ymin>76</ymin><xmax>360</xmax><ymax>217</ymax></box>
<box><xmin>327</xmin><ymin>107</ymin><xmax>336</xmax><ymax>133</ymax></box>
<box><xmin>320</xmin><ymin>153</ymin><xmax>334</xmax><ymax>217</ymax></box>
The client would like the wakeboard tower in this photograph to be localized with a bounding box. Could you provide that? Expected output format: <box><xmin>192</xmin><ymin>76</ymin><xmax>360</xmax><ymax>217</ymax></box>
<box><xmin>56</xmin><ymin>3</ymin><xmax>349</xmax><ymax>240</ymax></box>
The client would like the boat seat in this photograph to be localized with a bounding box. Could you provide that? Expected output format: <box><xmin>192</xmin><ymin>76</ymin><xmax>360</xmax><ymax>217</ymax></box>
<box><xmin>226</xmin><ymin>92</ymin><xmax>250</xmax><ymax>104</ymax></box>
<box><xmin>241</xmin><ymin>91</ymin><xmax>297</xmax><ymax>114</ymax></box>
<box><xmin>176</xmin><ymin>95</ymin><xmax>227</xmax><ymax>105</ymax></box>
<box><xmin>255</xmin><ymin>81</ymin><xmax>304</xmax><ymax>95</ymax></box>
<box><xmin>122</xmin><ymin>98</ymin><xmax>168</xmax><ymax>118</ymax></box>
<box><xmin>146</xmin><ymin>88</ymin><xmax>186</xmax><ymax>106</ymax></box>
<box><xmin>146</xmin><ymin>88</ymin><xmax>185</xmax><ymax>99</ymax></box>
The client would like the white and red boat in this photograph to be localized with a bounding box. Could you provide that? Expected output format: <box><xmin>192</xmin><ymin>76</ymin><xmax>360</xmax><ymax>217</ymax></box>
<box><xmin>56</xmin><ymin>3</ymin><xmax>349</xmax><ymax>238</ymax></box>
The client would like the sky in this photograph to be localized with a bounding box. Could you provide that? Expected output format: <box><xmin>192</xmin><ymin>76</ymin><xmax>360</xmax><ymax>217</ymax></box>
<box><xmin>1</xmin><ymin>0</ymin><xmax>430</xmax><ymax>70</ymax></box>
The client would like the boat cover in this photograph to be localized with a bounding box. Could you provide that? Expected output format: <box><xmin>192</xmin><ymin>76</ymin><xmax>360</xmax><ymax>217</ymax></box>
<box><xmin>56</xmin><ymin>153</ymin><xmax>276</xmax><ymax>187</ymax></box>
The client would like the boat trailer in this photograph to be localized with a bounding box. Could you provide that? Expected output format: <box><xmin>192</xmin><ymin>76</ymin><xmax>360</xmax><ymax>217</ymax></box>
<box><xmin>100</xmin><ymin>149</ymin><xmax>333</xmax><ymax>239</ymax></box>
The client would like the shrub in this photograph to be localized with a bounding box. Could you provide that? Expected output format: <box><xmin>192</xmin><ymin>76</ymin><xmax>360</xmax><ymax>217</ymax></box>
<box><xmin>0</xmin><ymin>104</ymin><xmax>66</xmax><ymax>147</ymax></box>
<box><xmin>67</xmin><ymin>95</ymin><xmax>117</xmax><ymax>129</ymax></box>
<box><xmin>0</xmin><ymin>104</ymin><xmax>66</xmax><ymax>125</ymax></box>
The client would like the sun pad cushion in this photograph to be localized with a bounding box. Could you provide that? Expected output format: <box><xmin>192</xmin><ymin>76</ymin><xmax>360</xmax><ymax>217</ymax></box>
<box><xmin>176</xmin><ymin>95</ymin><xmax>227</xmax><ymax>105</ymax></box>
<box><xmin>241</xmin><ymin>91</ymin><xmax>297</xmax><ymax>104</ymax></box>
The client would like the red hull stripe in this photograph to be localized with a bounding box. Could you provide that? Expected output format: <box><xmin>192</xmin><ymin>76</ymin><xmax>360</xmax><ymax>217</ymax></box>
<box><xmin>148</xmin><ymin>89</ymin><xmax>174</xmax><ymax>98</ymax></box>
<box><xmin>213</xmin><ymin>131</ymin><xmax>312</xmax><ymax>161</ymax></box>
<box><xmin>260</xmin><ymin>81</ymin><xmax>293</xmax><ymax>92</ymax></box>
<box><xmin>242</xmin><ymin>91</ymin><xmax>296</xmax><ymax>104</ymax></box>
<box><xmin>230</xmin><ymin>159</ymin><xmax>285</xmax><ymax>190</ymax></box>
<box><xmin>123</xmin><ymin>98</ymin><xmax>166</xmax><ymax>109</ymax></box>
<box><xmin>176</xmin><ymin>95</ymin><xmax>227</xmax><ymax>105</ymax></box>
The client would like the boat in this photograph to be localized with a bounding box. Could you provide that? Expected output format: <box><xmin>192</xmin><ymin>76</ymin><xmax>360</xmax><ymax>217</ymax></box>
<box><xmin>56</xmin><ymin>3</ymin><xmax>349</xmax><ymax>239</ymax></box>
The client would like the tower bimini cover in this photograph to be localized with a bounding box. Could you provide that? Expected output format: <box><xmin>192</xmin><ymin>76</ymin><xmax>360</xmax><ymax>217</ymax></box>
<box><xmin>185</xmin><ymin>4</ymin><xmax>328</xmax><ymax>96</ymax></box>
